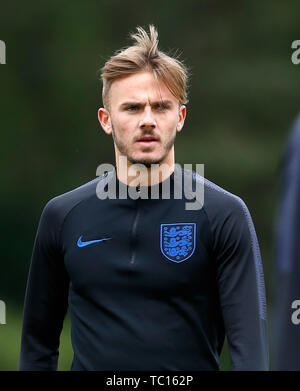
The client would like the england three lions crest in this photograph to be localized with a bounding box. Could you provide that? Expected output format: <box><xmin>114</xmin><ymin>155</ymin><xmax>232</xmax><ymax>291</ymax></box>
<box><xmin>160</xmin><ymin>223</ymin><xmax>196</xmax><ymax>263</ymax></box>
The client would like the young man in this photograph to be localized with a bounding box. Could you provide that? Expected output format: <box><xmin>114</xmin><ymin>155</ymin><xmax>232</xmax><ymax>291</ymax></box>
<box><xmin>19</xmin><ymin>25</ymin><xmax>269</xmax><ymax>371</ymax></box>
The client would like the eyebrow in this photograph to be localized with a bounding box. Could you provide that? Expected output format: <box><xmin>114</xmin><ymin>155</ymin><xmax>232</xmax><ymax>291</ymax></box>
<box><xmin>119</xmin><ymin>100</ymin><xmax>174</xmax><ymax>108</ymax></box>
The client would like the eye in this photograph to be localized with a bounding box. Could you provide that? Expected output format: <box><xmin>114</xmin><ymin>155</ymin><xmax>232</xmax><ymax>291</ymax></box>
<box><xmin>155</xmin><ymin>103</ymin><xmax>169</xmax><ymax>111</ymax></box>
<box><xmin>126</xmin><ymin>105</ymin><xmax>139</xmax><ymax>112</ymax></box>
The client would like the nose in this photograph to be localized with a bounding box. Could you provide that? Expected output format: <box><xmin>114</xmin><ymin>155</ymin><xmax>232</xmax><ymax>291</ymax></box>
<box><xmin>139</xmin><ymin>106</ymin><xmax>156</xmax><ymax>129</ymax></box>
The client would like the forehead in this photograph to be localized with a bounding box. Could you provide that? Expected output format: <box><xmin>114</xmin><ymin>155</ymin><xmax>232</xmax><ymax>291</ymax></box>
<box><xmin>109</xmin><ymin>71</ymin><xmax>177</xmax><ymax>105</ymax></box>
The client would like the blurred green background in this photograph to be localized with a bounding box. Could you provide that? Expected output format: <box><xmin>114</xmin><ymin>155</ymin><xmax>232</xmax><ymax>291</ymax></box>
<box><xmin>0</xmin><ymin>0</ymin><xmax>299</xmax><ymax>370</ymax></box>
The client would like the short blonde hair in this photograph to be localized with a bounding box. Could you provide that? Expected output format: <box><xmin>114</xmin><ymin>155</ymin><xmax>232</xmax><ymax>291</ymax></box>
<box><xmin>101</xmin><ymin>25</ymin><xmax>188</xmax><ymax>109</ymax></box>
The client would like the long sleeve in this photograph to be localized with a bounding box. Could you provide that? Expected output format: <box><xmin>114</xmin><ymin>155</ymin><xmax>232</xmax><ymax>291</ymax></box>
<box><xmin>19</xmin><ymin>199</ymin><xmax>70</xmax><ymax>371</ymax></box>
<box><xmin>273</xmin><ymin>115</ymin><xmax>300</xmax><ymax>370</ymax></box>
<box><xmin>204</xmin><ymin>182</ymin><xmax>269</xmax><ymax>370</ymax></box>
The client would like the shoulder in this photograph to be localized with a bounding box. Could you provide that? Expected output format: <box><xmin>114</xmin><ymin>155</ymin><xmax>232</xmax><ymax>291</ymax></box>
<box><xmin>189</xmin><ymin>170</ymin><xmax>257</xmax><ymax>246</ymax></box>
<box><xmin>190</xmin><ymin>172</ymin><xmax>261</xmax><ymax>269</ymax></box>
<box><xmin>190</xmin><ymin>169</ymin><xmax>250</xmax><ymax>220</ymax></box>
<box><xmin>40</xmin><ymin>174</ymin><xmax>107</xmax><ymax>226</ymax></box>
<box><xmin>283</xmin><ymin>114</ymin><xmax>300</xmax><ymax>168</ymax></box>
<box><xmin>289</xmin><ymin>113</ymin><xmax>300</xmax><ymax>146</ymax></box>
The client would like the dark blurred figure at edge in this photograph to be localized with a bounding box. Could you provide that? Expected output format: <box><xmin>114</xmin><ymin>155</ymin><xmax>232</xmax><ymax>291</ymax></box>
<box><xmin>273</xmin><ymin>113</ymin><xmax>300</xmax><ymax>370</ymax></box>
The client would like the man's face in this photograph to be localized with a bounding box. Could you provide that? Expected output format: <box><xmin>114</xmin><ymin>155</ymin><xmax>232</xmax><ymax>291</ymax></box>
<box><xmin>99</xmin><ymin>71</ymin><xmax>186</xmax><ymax>167</ymax></box>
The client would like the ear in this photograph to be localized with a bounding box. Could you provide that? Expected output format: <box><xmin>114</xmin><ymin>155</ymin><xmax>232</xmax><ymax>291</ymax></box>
<box><xmin>176</xmin><ymin>105</ymin><xmax>186</xmax><ymax>133</ymax></box>
<box><xmin>98</xmin><ymin>108</ymin><xmax>112</xmax><ymax>135</ymax></box>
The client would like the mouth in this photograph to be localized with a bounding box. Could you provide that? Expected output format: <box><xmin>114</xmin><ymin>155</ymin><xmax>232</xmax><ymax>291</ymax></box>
<box><xmin>136</xmin><ymin>136</ymin><xmax>159</xmax><ymax>146</ymax></box>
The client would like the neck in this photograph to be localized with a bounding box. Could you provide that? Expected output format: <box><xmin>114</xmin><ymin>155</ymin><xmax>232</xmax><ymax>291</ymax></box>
<box><xmin>115</xmin><ymin>156</ymin><xmax>175</xmax><ymax>187</ymax></box>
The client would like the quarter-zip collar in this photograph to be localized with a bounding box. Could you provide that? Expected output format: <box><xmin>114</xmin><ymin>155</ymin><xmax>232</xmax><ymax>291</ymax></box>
<box><xmin>104</xmin><ymin>164</ymin><xmax>185</xmax><ymax>202</ymax></box>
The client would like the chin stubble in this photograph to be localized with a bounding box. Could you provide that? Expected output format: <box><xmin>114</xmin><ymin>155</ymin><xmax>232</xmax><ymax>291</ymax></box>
<box><xmin>111</xmin><ymin>121</ymin><xmax>177</xmax><ymax>166</ymax></box>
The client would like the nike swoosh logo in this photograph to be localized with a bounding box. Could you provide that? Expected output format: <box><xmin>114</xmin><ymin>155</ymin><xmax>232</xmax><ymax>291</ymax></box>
<box><xmin>77</xmin><ymin>236</ymin><xmax>111</xmax><ymax>247</ymax></box>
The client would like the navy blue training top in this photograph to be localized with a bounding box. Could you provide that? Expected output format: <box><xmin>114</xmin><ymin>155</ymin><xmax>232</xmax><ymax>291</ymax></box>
<box><xmin>19</xmin><ymin>166</ymin><xmax>269</xmax><ymax>370</ymax></box>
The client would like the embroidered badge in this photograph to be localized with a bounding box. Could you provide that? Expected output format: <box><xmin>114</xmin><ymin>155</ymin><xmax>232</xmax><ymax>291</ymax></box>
<box><xmin>160</xmin><ymin>223</ymin><xmax>196</xmax><ymax>263</ymax></box>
